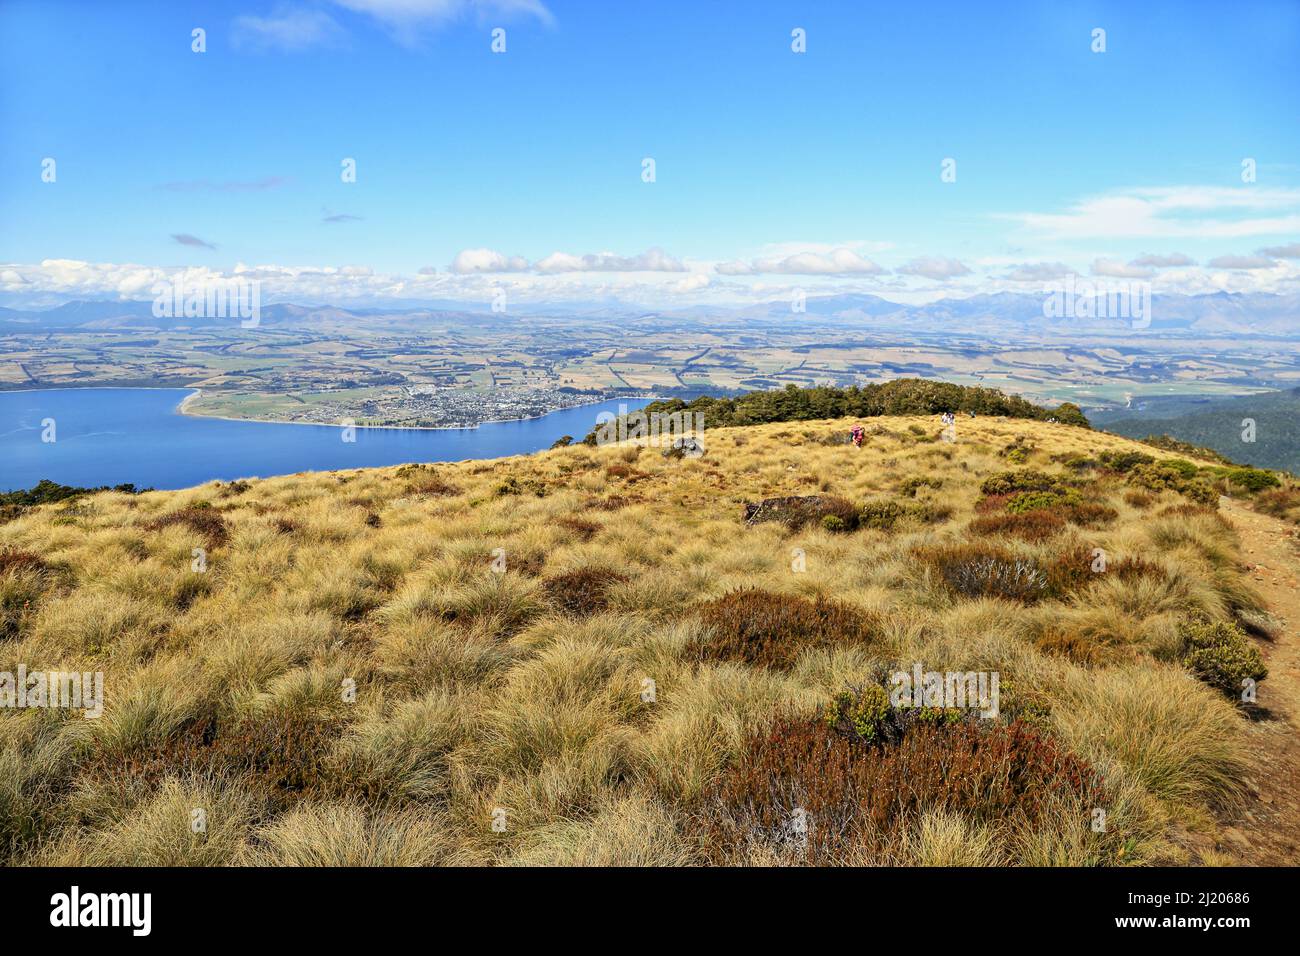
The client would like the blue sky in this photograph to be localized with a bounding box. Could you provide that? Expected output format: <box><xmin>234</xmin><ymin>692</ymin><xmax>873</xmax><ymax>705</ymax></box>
<box><xmin>1</xmin><ymin>0</ymin><xmax>1298</xmax><ymax>307</ymax></box>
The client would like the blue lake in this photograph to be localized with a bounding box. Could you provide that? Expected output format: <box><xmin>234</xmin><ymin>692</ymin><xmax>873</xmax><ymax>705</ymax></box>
<box><xmin>0</xmin><ymin>389</ymin><xmax>652</xmax><ymax>492</ymax></box>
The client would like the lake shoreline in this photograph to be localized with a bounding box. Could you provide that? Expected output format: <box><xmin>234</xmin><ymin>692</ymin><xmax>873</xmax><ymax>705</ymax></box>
<box><xmin>176</xmin><ymin>387</ymin><xmax>660</xmax><ymax>432</ymax></box>
<box><xmin>1</xmin><ymin>388</ymin><xmax>658</xmax><ymax>492</ymax></box>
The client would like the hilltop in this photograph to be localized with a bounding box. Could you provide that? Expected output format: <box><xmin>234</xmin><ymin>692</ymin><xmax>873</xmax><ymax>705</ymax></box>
<box><xmin>1</xmin><ymin>412</ymin><xmax>1296</xmax><ymax>865</ymax></box>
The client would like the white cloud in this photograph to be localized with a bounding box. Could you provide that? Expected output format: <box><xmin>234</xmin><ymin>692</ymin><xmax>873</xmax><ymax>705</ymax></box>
<box><xmin>1257</xmin><ymin>241</ymin><xmax>1300</xmax><ymax>258</ymax></box>
<box><xmin>671</xmin><ymin>273</ymin><xmax>710</xmax><ymax>293</ymax></box>
<box><xmin>1006</xmin><ymin>186</ymin><xmax>1300</xmax><ymax>240</ymax></box>
<box><xmin>449</xmin><ymin>247</ymin><xmax>686</xmax><ymax>274</ymax></box>
<box><xmin>533</xmin><ymin>248</ymin><xmax>686</xmax><ymax>273</ymax></box>
<box><xmin>1129</xmin><ymin>252</ymin><xmax>1195</xmax><ymax>268</ymax></box>
<box><xmin>895</xmin><ymin>256</ymin><xmax>971</xmax><ymax>280</ymax></box>
<box><xmin>718</xmin><ymin>247</ymin><xmax>886</xmax><ymax>276</ymax></box>
<box><xmin>233</xmin><ymin>6</ymin><xmax>345</xmax><ymax>52</ymax></box>
<box><xmin>1206</xmin><ymin>254</ymin><xmax>1277</xmax><ymax>270</ymax></box>
<box><xmin>331</xmin><ymin>0</ymin><xmax>552</xmax><ymax>40</ymax></box>
<box><xmin>6</xmin><ymin>243</ymin><xmax>1299</xmax><ymax>311</ymax></box>
<box><xmin>450</xmin><ymin>248</ymin><xmax>529</xmax><ymax>274</ymax></box>
<box><xmin>1002</xmin><ymin>262</ymin><xmax>1076</xmax><ymax>282</ymax></box>
<box><xmin>235</xmin><ymin>1</ymin><xmax>550</xmax><ymax>51</ymax></box>
<box><xmin>1090</xmin><ymin>258</ymin><xmax>1153</xmax><ymax>279</ymax></box>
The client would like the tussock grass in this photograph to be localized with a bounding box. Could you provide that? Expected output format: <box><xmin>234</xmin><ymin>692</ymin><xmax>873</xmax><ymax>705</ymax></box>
<box><xmin>900</xmin><ymin>809</ymin><xmax>1003</xmax><ymax>867</ymax></box>
<box><xmin>505</xmin><ymin>794</ymin><xmax>695</xmax><ymax>866</ymax></box>
<box><xmin>240</xmin><ymin>803</ymin><xmax>455</xmax><ymax>866</ymax></box>
<box><xmin>39</xmin><ymin>776</ymin><xmax>257</xmax><ymax>867</ymax></box>
<box><xmin>0</xmin><ymin>413</ymin><xmax>1273</xmax><ymax>865</ymax></box>
<box><xmin>1049</xmin><ymin>665</ymin><xmax>1250</xmax><ymax>811</ymax></box>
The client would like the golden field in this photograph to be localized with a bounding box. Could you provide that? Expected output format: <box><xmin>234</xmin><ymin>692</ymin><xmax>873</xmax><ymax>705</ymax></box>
<box><xmin>0</xmin><ymin>414</ymin><xmax>1292</xmax><ymax>866</ymax></box>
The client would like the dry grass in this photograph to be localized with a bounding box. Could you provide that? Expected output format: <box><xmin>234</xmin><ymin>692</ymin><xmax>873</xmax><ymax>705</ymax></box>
<box><xmin>0</xmin><ymin>413</ymin><xmax>1271</xmax><ymax>866</ymax></box>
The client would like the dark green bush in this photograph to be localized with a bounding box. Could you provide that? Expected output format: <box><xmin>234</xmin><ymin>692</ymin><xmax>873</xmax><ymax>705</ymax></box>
<box><xmin>859</xmin><ymin>500</ymin><xmax>905</xmax><ymax>530</ymax></box>
<box><xmin>859</xmin><ymin>499</ymin><xmax>950</xmax><ymax>530</ymax></box>
<box><xmin>1161</xmin><ymin>459</ymin><xmax>1200</xmax><ymax>480</ymax></box>
<box><xmin>495</xmin><ymin>476</ymin><xmax>547</xmax><ymax>497</ymax></box>
<box><xmin>582</xmin><ymin>380</ymin><xmax>1091</xmax><ymax>444</ymax></box>
<box><xmin>0</xmin><ymin>479</ymin><xmax>148</xmax><ymax>508</ymax></box>
<box><xmin>898</xmin><ymin>476</ymin><xmax>943</xmax><ymax>498</ymax></box>
<box><xmin>821</xmin><ymin>514</ymin><xmax>847</xmax><ymax>533</ymax></box>
<box><xmin>1099</xmin><ymin>451</ymin><xmax>1156</xmax><ymax>473</ymax></box>
<box><xmin>1180</xmin><ymin>620</ymin><xmax>1267</xmax><ymax>699</ymax></box>
<box><xmin>980</xmin><ymin>470</ymin><xmax>1061</xmax><ymax>496</ymax></box>
<box><xmin>1128</xmin><ymin>462</ymin><xmax>1219</xmax><ymax>506</ymax></box>
<box><xmin>1226</xmin><ymin>468</ymin><xmax>1281</xmax><ymax>493</ymax></box>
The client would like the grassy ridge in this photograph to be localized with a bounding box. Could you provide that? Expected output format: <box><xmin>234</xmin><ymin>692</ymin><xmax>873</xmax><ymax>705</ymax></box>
<box><xmin>0</xmin><ymin>413</ymin><xmax>1287</xmax><ymax>866</ymax></box>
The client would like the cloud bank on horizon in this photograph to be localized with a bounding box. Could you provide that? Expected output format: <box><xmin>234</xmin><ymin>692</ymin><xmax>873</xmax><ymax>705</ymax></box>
<box><xmin>1</xmin><ymin>0</ymin><xmax>1297</xmax><ymax>308</ymax></box>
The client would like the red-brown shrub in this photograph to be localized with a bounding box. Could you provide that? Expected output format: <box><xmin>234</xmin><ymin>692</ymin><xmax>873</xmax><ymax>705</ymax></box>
<box><xmin>1045</xmin><ymin>543</ymin><xmax>1102</xmax><ymax>596</ymax></box>
<box><xmin>701</xmin><ymin>715</ymin><xmax>1106</xmax><ymax>865</ymax></box>
<box><xmin>1110</xmin><ymin>555</ymin><xmax>1169</xmax><ymax>583</ymax></box>
<box><xmin>80</xmin><ymin>712</ymin><xmax>347</xmax><ymax>811</ymax></box>
<box><xmin>1254</xmin><ymin>486</ymin><xmax>1300</xmax><ymax>522</ymax></box>
<box><xmin>556</xmin><ymin>516</ymin><xmax>601</xmax><ymax>541</ymax></box>
<box><xmin>1123</xmin><ymin>490</ymin><xmax>1155</xmax><ymax>509</ymax></box>
<box><xmin>914</xmin><ymin>543</ymin><xmax>1049</xmax><ymax>603</ymax></box>
<box><xmin>144</xmin><ymin>507</ymin><xmax>229</xmax><ymax>548</ymax></box>
<box><xmin>542</xmin><ymin>567</ymin><xmax>629</xmax><ymax>615</ymax></box>
<box><xmin>0</xmin><ymin>550</ymin><xmax>48</xmax><ymax>576</ymax></box>
<box><xmin>968</xmin><ymin>511</ymin><xmax>1066</xmax><ymax>542</ymax></box>
<box><xmin>1063</xmin><ymin>502</ymin><xmax>1119</xmax><ymax>529</ymax></box>
<box><xmin>694</xmin><ymin>589</ymin><xmax>876</xmax><ymax>669</ymax></box>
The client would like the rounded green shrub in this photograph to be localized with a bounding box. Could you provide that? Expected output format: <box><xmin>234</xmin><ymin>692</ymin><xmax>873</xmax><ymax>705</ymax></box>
<box><xmin>1180</xmin><ymin>620</ymin><xmax>1267</xmax><ymax>699</ymax></box>
<box><xmin>1227</xmin><ymin>468</ymin><xmax>1280</xmax><ymax>493</ymax></box>
<box><xmin>980</xmin><ymin>470</ymin><xmax>1060</xmax><ymax>496</ymax></box>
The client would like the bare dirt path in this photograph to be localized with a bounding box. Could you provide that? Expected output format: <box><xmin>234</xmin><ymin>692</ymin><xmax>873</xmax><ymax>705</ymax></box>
<box><xmin>1217</xmin><ymin>497</ymin><xmax>1300</xmax><ymax>865</ymax></box>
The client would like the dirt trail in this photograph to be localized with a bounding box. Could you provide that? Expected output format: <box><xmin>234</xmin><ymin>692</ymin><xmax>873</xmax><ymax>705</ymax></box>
<box><xmin>1216</xmin><ymin>497</ymin><xmax>1300</xmax><ymax>865</ymax></box>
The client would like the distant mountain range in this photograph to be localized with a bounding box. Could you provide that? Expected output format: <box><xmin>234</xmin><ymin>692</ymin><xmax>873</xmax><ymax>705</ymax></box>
<box><xmin>1</xmin><ymin>291</ymin><xmax>1296</xmax><ymax>337</ymax></box>
<box><xmin>725</xmin><ymin>291</ymin><xmax>1300</xmax><ymax>337</ymax></box>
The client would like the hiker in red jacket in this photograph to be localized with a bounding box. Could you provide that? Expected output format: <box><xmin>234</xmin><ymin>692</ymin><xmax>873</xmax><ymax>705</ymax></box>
<box><xmin>850</xmin><ymin>424</ymin><xmax>865</xmax><ymax>448</ymax></box>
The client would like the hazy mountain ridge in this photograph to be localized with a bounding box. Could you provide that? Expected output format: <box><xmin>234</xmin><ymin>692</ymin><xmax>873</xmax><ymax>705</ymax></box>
<box><xmin>2</xmin><ymin>291</ymin><xmax>1296</xmax><ymax>337</ymax></box>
